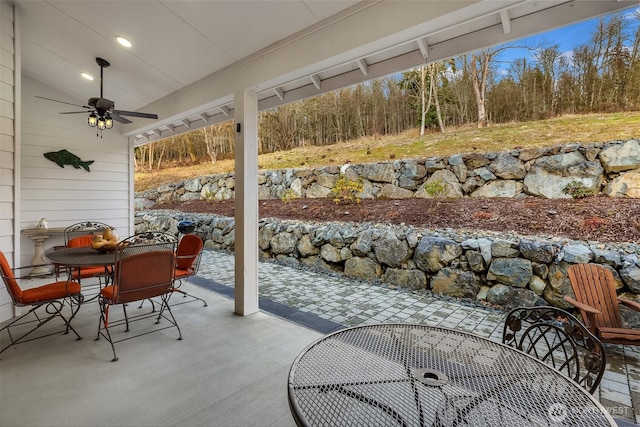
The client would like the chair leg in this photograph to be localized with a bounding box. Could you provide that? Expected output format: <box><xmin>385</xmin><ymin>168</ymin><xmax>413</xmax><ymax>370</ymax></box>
<box><xmin>64</xmin><ymin>293</ymin><xmax>84</xmax><ymax>334</ymax></box>
<box><xmin>96</xmin><ymin>299</ymin><xmax>118</xmax><ymax>362</ymax></box>
<box><xmin>0</xmin><ymin>300</ymin><xmax>82</xmax><ymax>356</ymax></box>
<box><xmin>158</xmin><ymin>294</ymin><xmax>182</xmax><ymax>341</ymax></box>
<box><xmin>122</xmin><ymin>304</ymin><xmax>130</xmax><ymax>332</ymax></box>
<box><xmin>171</xmin><ymin>288</ymin><xmax>208</xmax><ymax>307</ymax></box>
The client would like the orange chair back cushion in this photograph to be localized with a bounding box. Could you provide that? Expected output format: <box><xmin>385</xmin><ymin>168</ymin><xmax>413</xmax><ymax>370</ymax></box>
<box><xmin>68</xmin><ymin>234</ymin><xmax>94</xmax><ymax>248</ymax></box>
<box><xmin>0</xmin><ymin>251</ymin><xmax>23</xmax><ymax>302</ymax></box>
<box><xmin>176</xmin><ymin>235</ymin><xmax>203</xmax><ymax>270</ymax></box>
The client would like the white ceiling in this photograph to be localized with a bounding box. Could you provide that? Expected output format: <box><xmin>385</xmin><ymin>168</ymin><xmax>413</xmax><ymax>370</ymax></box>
<box><xmin>11</xmin><ymin>0</ymin><xmax>638</xmax><ymax>144</ymax></box>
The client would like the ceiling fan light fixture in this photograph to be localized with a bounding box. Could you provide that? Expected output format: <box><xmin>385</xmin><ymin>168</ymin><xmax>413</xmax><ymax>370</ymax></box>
<box><xmin>81</xmin><ymin>72</ymin><xmax>94</xmax><ymax>81</ymax></box>
<box><xmin>97</xmin><ymin>116</ymin><xmax>106</xmax><ymax>130</ymax></box>
<box><xmin>105</xmin><ymin>114</ymin><xmax>113</xmax><ymax>129</ymax></box>
<box><xmin>116</xmin><ymin>36</ymin><xmax>132</xmax><ymax>48</ymax></box>
<box><xmin>88</xmin><ymin>113</ymin><xmax>97</xmax><ymax>127</ymax></box>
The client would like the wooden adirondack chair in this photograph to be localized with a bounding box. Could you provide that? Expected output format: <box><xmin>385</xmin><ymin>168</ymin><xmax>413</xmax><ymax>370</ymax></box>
<box><xmin>565</xmin><ymin>263</ymin><xmax>640</xmax><ymax>346</ymax></box>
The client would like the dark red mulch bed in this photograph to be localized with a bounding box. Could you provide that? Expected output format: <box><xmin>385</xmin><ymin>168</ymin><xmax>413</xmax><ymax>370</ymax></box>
<box><xmin>150</xmin><ymin>196</ymin><xmax>640</xmax><ymax>244</ymax></box>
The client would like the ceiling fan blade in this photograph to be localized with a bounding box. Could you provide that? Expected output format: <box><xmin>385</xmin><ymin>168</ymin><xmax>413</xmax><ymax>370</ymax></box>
<box><xmin>113</xmin><ymin>109</ymin><xmax>159</xmax><ymax>120</ymax></box>
<box><xmin>36</xmin><ymin>95</ymin><xmax>89</xmax><ymax>109</ymax></box>
<box><xmin>110</xmin><ymin>112</ymin><xmax>133</xmax><ymax>124</ymax></box>
<box><xmin>59</xmin><ymin>111</ymin><xmax>92</xmax><ymax>114</ymax></box>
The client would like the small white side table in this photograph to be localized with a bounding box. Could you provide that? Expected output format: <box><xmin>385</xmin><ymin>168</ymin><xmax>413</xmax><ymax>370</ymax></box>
<box><xmin>21</xmin><ymin>227</ymin><xmax>66</xmax><ymax>276</ymax></box>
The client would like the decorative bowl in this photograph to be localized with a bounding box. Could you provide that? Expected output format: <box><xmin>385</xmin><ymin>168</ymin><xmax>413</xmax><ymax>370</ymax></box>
<box><xmin>93</xmin><ymin>243</ymin><xmax>118</xmax><ymax>253</ymax></box>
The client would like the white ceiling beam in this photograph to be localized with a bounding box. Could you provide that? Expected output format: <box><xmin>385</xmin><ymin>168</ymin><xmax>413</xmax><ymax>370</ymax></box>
<box><xmin>151</xmin><ymin>129</ymin><xmax>162</xmax><ymax>136</ymax></box>
<box><xmin>417</xmin><ymin>38</ymin><xmax>429</xmax><ymax>60</ymax></box>
<box><xmin>500</xmin><ymin>10</ymin><xmax>511</xmax><ymax>34</ymax></box>
<box><xmin>219</xmin><ymin>105</ymin><xmax>230</xmax><ymax>117</ymax></box>
<box><xmin>199</xmin><ymin>113</ymin><xmax>209</xmax><ymax>122</ymax></box>
<box><xmin>310</xmin><ymin>74</ymin><xmax>321</xmax><ymax>90</ymax></box>
<box><xmin>274</xmin><ymin>87</ymin><xmax>285</xmax><ymax>101</ymax></box>
<box><xmin>166</xmin><ymin>124</ymin><xmax>175</xmax><ymax>133</ymax></box>
<box><xmin>181</xmin><ymin>119</ymin><xmax>191</xmax><ymax>128</ymax></box>
<box><xmin>356</xmin><ymin>59</ymin><xmax>368</xmax><ymax>76</ymax></box>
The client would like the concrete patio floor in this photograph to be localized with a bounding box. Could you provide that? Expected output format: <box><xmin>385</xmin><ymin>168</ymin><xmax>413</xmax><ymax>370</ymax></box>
<box><xmin>1</xmin><ymin>248</ymin><xmax>638</xmax><ymax>426</ymax></box>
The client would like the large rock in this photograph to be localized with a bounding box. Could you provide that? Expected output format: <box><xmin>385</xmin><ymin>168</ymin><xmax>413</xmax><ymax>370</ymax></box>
<box><xmin>184</xmin><ymin>178</ymin><xmax>202</xmax><ymax>192</ymax></box>
<box><xmin>351</xmin><ymin>230</ymin><xmax>374</xmax><ymax>256</ymax></box>
<box><xmin>486</xmin><ymin>284</ymin><xmax>544</xmax><ymax>308</ymax></box>
<box><xmin>297</xmin><ymin>234</ymin><xmax>319</xmax><ymax>256</ymax></box>
<box><xmin>487</xmin><ymin>258</ymin><xmax>532</xmax><ymax>288</ymax></box>
<box><xmin>599</xmin><ymin>140</ymin><xmax>640</xmax><ymax>173</ymax></box>
<box><xmin>491</xmin><ymin>239</ymin><xmax>520</xmax><ymax>258</ymax></box>
<box><xmin>604</xmin><ymin>169</ymin><xmax>640</xmax><ymax>198</ymax></box>
<box><xmin>316</xmin><ymin>173</ymin><xmax>338</xmax><ymax>189</ymax></box>
<box><xmin>379</xmin><ymin>184</ymin><xmax>414</xmax><ymax>199</ymax></box>
<box><xmin>414</xmin><ymin>237</ymin><xmax>463</xmax><ymax>273</ymax></box>
<box><xmin>344</xmin><ymin>257</ymin><xmax>382</xmax><ymax>280</ymax></box>
<box><xmin>471</xmin><ymin>180</ymin><xmax>521</xmax><ymax>198</ymax></box>
<box><xmin>620</xmin><ymin>259</ymin><xmax>640</xmax><ymax>294</ymax></box>
<box><xmin>545</xmin><ymin>262</ymin><xmax>574</xmax><ymax>308</ymax></box>
<box><xmin>415</xmin><ymin>170</ymin><xmax>463</xmax><ymax>198</ymax></box>
<box><xmin>519</xmin><ymin>239</ymin><xmax>555</xmax><ymax>263</ymax></box>
<box><xmin>270</xmin><ymin>232</ymin><xmax>298</xmax><ymax>254</ymax></box>
<box><xmin>488</xmin><ymin>153</ymin><xmax>526</xmax><ymax>179</ymax></box>
<box><xmin>383</xmin><ymin>268</ymin><xmax>427</xmax><ymax>290</ymax></box>
<box><xmin>359</xmin><ymin>163</ymin><xmax>395</xmax><ymax>183</ymax></box>
<box><xmin>373</xmin><ymin>230</ymin><xmax>410</xmax><ymax>268</ymax></box>
<box><xmin>431</xmin><ymin>268</ymin><xmax>480</xmax><ymax>298</ymax></box>
<box><xmin>559</xmin><ymin>244</ymin><xmax>593</xmax><ymax>264</ymax></box>
<box><xmin>463</xmin><ymin>153</ymin><xmax>491</xmax><ymax>169</ymax></box>
<box><xmin>523</xmin><ymin>151</ymin><xmax>604</xmax><ymax>198</ymax></box>
<box><xmin>306</xmin><ymin>183</ymin><xmax>332</xmax><ymax>198</ymax></box>
<box><xmin>258</xmin><ymin>226</ymin><xmax>275</xmax><ymax>250</ymax></box>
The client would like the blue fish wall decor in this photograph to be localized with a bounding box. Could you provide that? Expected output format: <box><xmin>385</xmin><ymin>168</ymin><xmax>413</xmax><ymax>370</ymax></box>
<box><xmin>44</xmin><ymin>149</ymin><xmax>94</xmax><ymax>172</ymax></box>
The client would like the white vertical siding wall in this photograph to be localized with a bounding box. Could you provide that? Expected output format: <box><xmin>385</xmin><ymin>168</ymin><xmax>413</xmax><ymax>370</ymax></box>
<box><xmin>0</xmin><ymin>1</ymin><xmax>16</xmax><ymax>321</ymax></box>
<box><xmin>0</xmin><ymin>5</ymin><xmax>132</xmax><ymax>323</ymax></box>
<box><xmin>19</xmin><ymin>76</ymin><xmax>131</xmax><ymax>269</ymax></box>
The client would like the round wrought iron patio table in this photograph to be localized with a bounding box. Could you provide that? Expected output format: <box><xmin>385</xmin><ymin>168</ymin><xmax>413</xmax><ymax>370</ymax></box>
<box><xmin>44</xmin><ymin>246</ymin><xmax>117</xmax><ymax>269</ymax></box>
<box><xmin>288</xmin><ymin>323</ymin><xmax>616</xmax><ymax>427</ymax></box>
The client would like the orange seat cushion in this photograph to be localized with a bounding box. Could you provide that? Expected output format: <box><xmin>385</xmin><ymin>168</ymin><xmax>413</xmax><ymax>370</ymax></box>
<box><xmin>71</xmin><ymin>266</ymin><xmax>106</xmax><ymax>279</ymax></box>
<box><xmin>174</xmin><ymin>268</ymin><xmax>190</xmax><ymax>279</ymax></box>
<box><xmin>101</xmin><ymin>285</ymin><xmax>117</xmax><ymax>301</ymax></box>
<box><xmin>21</xmin><ymin>281</ymin><xmax>82</xmax><ymax>304</ymax></box>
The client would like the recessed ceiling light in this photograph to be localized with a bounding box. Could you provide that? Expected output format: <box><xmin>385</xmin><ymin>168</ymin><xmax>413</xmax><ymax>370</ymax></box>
<box><xmin>81</xmin><ymin>72</ymin><xmax>94</xmax><ymax>81</ymax></box>
<box><xmin>116</xmin><ymin>36</ymin><xmax>132</xmax><ymax>48</ymax></box>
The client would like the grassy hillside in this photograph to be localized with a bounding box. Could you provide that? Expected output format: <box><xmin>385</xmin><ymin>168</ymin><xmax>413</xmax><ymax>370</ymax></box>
<box><xmin>135</xmin><ymin>111</ymin><xmax>640</xmax><ymax>192</ymax></box>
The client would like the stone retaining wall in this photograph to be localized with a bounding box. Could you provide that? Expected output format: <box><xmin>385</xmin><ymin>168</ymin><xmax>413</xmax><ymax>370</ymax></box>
<box><xmin>136</xmin><ymin>211</ymin><xmax>640</xmax><ymax>312</ymax></box>
<box><xmin>135</xmin><ymin>139</ymin><xmax>640</xmax><ymax>208</ymax></box>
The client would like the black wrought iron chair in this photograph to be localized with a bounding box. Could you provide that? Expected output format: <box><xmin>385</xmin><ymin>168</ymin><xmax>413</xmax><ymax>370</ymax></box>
<box><xmin>95</xmin><ymin>231</ymin><xmax>180</xmax><ymax>361</ymax></box>
<box><xmin>58</xmin><ymin>221</ymin><xmax>114</xmax><ymax>286</ymax></box>
<box><xmin>172</xmin><ymin>234</ymin><xmax>206</xmax><ymax>306</ymax></box>
<box><xmin>0</xmin><ymin>251</ymin><xmax>83</xmax><ymax>357</ymax></box>
<box><xmin>502</xmin><ymin>306</ymin><xmax>606</xmax><ymax>394</ymax></box>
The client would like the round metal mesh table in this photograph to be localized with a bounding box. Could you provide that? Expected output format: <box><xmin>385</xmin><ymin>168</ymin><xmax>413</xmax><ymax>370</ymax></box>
<box><xmin>44</xmin><ymin>246</ymin><xmax>117</xmax><ymax>267</ymax></box>
<box><xmin>288</xmin><ymin>323</ymin><xmax>616</xmax><ymax>427</ymax></box>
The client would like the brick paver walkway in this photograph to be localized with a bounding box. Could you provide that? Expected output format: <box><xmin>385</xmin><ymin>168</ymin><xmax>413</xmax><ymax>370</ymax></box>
<box><xmin>197</xmin><ymin>249</ymin><xmax>640</xmax><ymax>424</ymax></box>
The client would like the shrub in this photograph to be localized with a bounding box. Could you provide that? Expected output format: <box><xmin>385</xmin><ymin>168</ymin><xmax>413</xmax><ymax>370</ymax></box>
<box><xmin>280</xmin><ymin>189</ymin><xmax>299</xmax><ymax>204</ymax></box>
<box><xmin>423</xmin><ymin>180</ymin><xmax>445</xmax><ymax>197</ymax></box>
<box><xmin>330</xmin><ymin>175</ymin><xmax>364</xmax><ymax>204</ymax></box>
<box><xmin>582</xmin><ymin>216</ymin><xmax>607</xmax><ymax>231</ymax></box>
<box><xmin>563</xmin><ymin>181</ymin><xmax>595</xmax><ymax>199</ymax></box>
<box><xmin>203</xmin><ymin>190</ymin><xmax>215</xmax><ymax>203</ymax></box>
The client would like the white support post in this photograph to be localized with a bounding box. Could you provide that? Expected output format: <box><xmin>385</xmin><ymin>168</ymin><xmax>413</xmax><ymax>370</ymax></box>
<box><xmin>233</xmin><ymin>89</ymin><xmax>259</xmax><ymax>316</ymax></box>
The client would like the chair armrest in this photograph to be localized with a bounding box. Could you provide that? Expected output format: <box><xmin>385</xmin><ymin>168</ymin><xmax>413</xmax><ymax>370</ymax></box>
<box><xmin>563</xmin><ymin>295</ymin><xmax>601</xmax><ymax>314</ymax></box>
<box><xmin>618</xmin><ymin>298</ymin><xmax>640</xmax><ymax>312</ymax></box>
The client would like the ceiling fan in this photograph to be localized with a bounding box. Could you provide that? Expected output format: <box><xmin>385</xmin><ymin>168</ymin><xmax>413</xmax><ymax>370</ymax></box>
<box><xmin>36</xmin><ymin>57</ymin><xmax>158</xmax><ymax>134</ymax></box>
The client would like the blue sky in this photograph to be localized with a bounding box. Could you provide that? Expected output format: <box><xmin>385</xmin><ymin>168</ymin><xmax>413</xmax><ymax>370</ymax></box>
<box><xmin>495</xmin><ymin>7</ymin><xmax>639</xmax><ymax>73</ymax></box>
